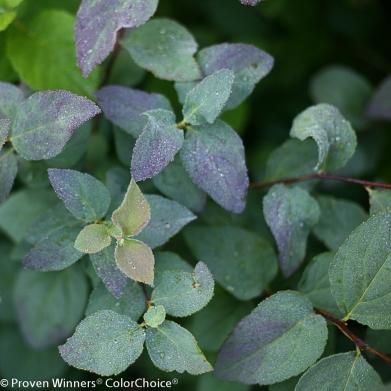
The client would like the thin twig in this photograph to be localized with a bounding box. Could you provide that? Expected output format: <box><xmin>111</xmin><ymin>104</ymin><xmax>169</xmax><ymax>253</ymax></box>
<box><xmin>250</xmin><ymin>172</ymin><xmax>391</xmax><ymax>190</ymax></box>
<box><xmin>142</xmin><ymin>285</ymin><xmax>151</xmax><ymax>308</ymax></box>
<box><xmin>315</xmin><ymin>308</ymin><xmax>391</xmax><ymax>367</ymax></box>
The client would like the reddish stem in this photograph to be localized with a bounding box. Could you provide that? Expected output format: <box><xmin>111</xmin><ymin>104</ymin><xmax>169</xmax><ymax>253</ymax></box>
<box><xmin>315</xmin><ymin>308</ymin><xmax>391</xmax><ymax>367</ymax></box>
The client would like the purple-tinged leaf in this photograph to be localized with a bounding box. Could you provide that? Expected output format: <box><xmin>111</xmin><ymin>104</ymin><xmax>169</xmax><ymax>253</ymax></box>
<box><xmin>136</xmin><ymin>195</ymin><xmax>196</xmax><ymax>249</ymax></box>
<box><xmin>367</xmin><ymin>76</ymin><xmax>391</xmax><ymax>121</ymax></box>
<box><xmin>96</xmin><ymin>85</ymin><xmax>172</xmax><ymax>137</ymax></box>
<box><xmin>180</xmin><ymin>121</ymin><xmax>249</xmax><ymax>214</ymax></box>
<box><xmin>197</xmin><ymin>43</ymin><xmax>273</xmax><ymax>109</ymax></box>
<box><xmin>90</xmin><ymin>244</ymin><xmax>128</xmax><ymax>299</ymax></box>
<box><xmin>0</xmin><ymin>149</ymin><xmax>17</xmax><ymax>203</ymax></box>
<box><xmin>48</xmin><ymin>169</ymin><xmax>111</xmax><ymax>223</ymax></box>
<box><xmin>131</xmin><ymin>110</ymin><xmax>184</xmax><ymax>181</ymax></box>
<box><xmin>11</xmin><ymin>91</ymin><xmax>100</xmax><ymax>160</ymax></box>
<box><xmin>0</xmin><ymin>118</ymin><xmax>10</xmax><ymax>150</ymax></box>
<box><xmin>263</xmin><ymin>185</ymin><xmax>320</xmax><ymax>277</ymax></box>
<box><xmin>121</xmin><ymin>18</ymin><xmax>202</xmax><ymax>82</ymax></box>
<box><xmin>76</xmin><ymin>0</ymin><xmax>158</xmax><ymax>77</ymax></box>
<box><xmin>215</xmin><ymin>291</ymin><xmax>327</xmax><ymax>385</ymax></box>
<box><xmin>23</xmin><ymin>225</ymin><xmax>84</xmax><ymax>271</ymax></box>
<box><xmin>240</xmin><ymin>0</ymin><xmax>261</xmax><ymax>5</ymax></box>
<box><xmin>0</xmin><ymin>81</ymin><xmax>24</xmax><ymax>120</ymax></box>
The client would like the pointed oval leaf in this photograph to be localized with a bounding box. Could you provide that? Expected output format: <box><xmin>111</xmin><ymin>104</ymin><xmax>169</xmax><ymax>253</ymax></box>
<box><xmin>154</xmin><ymin>251</ymin><xmax>193</xmax><ymax>287</ymax></box>
<box><xmin>184</xmin><ymin>225</ymin><xmax>278</xmax><ymax>300</ymax></box>
<box><xmin>96</xmin><ymin>85</ymin><xmax>172</xmax><ymax>137</ymax></box>
<box><xmin>263</xmin><ymin>185</ymin><xmax>320</xmax><ymax>277</ymax></box>
<box><xmin>295</xmin><ymin>352</ymin><xmax>383</xmax><ymax>391</ymax></box>
<box><xmin>48</xmin><ymin>169</ymin><xmax>111</xmax><ymax>223</ymax></box>
<box><xmin>115</xmin><ymin>239</ymin><xmax>154</xmax><ymax>285</ymax></box>
<box><xmin>298</xmin><ymin>252</ymin><xmax>341</xmax><ymax>316</ymax></box>
<box><xmin>59</xmin><ymin>310</ymin><xmax>145</xmax><ymax>376</ymax></box>
<box><xmin>183</xmin><ymin>69</ymin><xmax>235</xmax><ymax>125</ymax></box>
<box><xmin>14</xmin><ymin>267</ymin><xmax>88</xmax><ymax>349</ymax></box>
<box><xmin>90</xmin><ymin>243</ymin><xmax>128</xmax><ymax>299</ymax></box>
<box><xmin>11</xmin><ymin>91</ymin><xmax>100</xmax><ymax>160</ymax></box>
<box><xmin>151</xmin><ymin>262</ymin><xmax>214</xmax><ymax>317</ymax></box>
<box><xmin>329</xmin><ymin>210</ymin><xmax>391</xmax><ymax>328</ymax></box>
<box><xmin>76</xmin><ymin>0</ymin><xmax>158</xmax><ymax>77</ymax></box>
<box><xmin>0</xmin><ymin>81</ymin><xmax>24</xmax><ymax>119</ymax></box>
<box><xmin>145</xmin><ymin>320</ymin><xmax>212</xmax><ymax>375</ymax></box>
<box><xmin>215</xmin><ymin>291</ymin><xmax>328</xmax><ymax>385</ymax></box>
<box><xmin>86</xmin><ymin>281</ymin><xmax>145</xmax><ymax>321</ymax></box>
<box><xmin>143</xmin><ymin>305</ymin><xmax>166</xmax><ymax>328</ymax></box>
<box><xmin>367</xmin><ymin>76</ymin><xmax>391</xmax><ymax>121</ymax></box>
<box><xmin>136</xmin><ymin>194</ymin><xmax>196</xmax><ymax>249</ymax></box>
<box><xmin>121</xmin><ymin>18</ymin><xmax>201</xmax><ymax>81</ymax></box>
<box><xmin>0</xmin><ymin>148</ymin><xmax>17</xmax><ymax>203</ymax></box>
<box><xmin>74</xmin><ymin>224</ymin><xmax>112</xmax><ymax>254</ymax></box>
<box><xmin>111</xmin><ymin>179</ymin><xmax>150</xmax><ymax>237</ymax></box>
<box><xmin>131</xmin><ymin>110</ymin><xmax>184</xmax><ymax>181</ymax></box>
<box><xmin>313</xmin><ymin>195</ymin><xmax>367</xmax><ymax>250</ymax></box>
<box><xmin>152</xmin><ymin>156</ymin><xmax>207</xmax><ymax>213</ymax></box>
<box><xmin>197</xmin><ymin>43</ymin><xmax>273</xmax><ymax>109</ymax></box>
<box><xmin>180</xmin><ymin>121</ymin><xmax>249</xmax><ymax>214</ymax></box>
<box><xmin>290</xmin><ymin>103</ymin><xmax>357</xmax><ymax>171</ymax></box>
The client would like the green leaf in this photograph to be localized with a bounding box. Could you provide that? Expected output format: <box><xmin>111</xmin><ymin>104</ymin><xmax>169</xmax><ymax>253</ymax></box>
<box><xmin>112</xmin><ymin>179</ymin><xmax>150</xmax><ymax>237</ymax></box>
<box><xmin>145</xmin><ymin>320</ymin><xmax>212</xmax><ymax>374</ymax></box>
<box><xmin>269</xmin><ymin>377</ymin><xmax>299</xmax><ymax>391</ymax></box>
<box><xmin>290</xmin><ymin>103</ymin><xmax>357</xmax><ymax>171</ymax></box>
<box><xmin>152</xmin><ymin>156</ymin><xmax>207</xmax><ymax>213</ymax></box>
<box><xmin>329</xmin><ymin>210</ymin><xmax>391</xmax><ymax>328</ymax></box>
<box><xmin>312</xmin><ymin>195</ymin><xmax>367</xmax><ymax>250</ymax></box>
<box><xmin>143</xmin><ymin>305</ymin><xmax>166</xmax><ymax>328</ymax></box>
<box><xmin>198</xmin><ymin>373</ymin><xmax>250</xmax><ymax>391</ymax></box>
<box><xmin>136</xmin><ymin>194</ymin><xmax>196</xmax><ymax>249</ymax></box>
<box><xmin>189</xmin><ymin>287</ymin><xmax>253</xmax><ymax>352</ymax></box>
<box><xmin>183</xmin><ymin>69</ymin><xmax>235</xmax><ymax>125</ymax></box>
<box><xmin>0</xmin><ymin>189</ymin><xmax>57</xmax><ymax>242</ymax></box>
<box><xmin>121</xmin><ymin>18</ymin><xmax>201</xmax><ymax>81</ymax></box>
<box><xmin>6</xmin><ymin>10</ymin><xmax>101</xmax><ymax>96</ymax></box>
<box><xmin>59</xmin><ymin>310</ymin><xmax>145</xmax><ymax>376</ymax></box>
<box><xmin>368</xmin><ymin>188</ymin><xmax>391</xmax><ymax>215</ymax></box>
<box><xmin>295</xmin><ymin>352</ymin><xmax>383</xmax><ymax>391</ymax></box>
<box><xmin>74</xmin><ymin>224</ymin><xmax>112</xmax><ymax>254</ymax></box>
<box><xmin>367</xmin><ymin>76</ymin><xmax>391</xmax><ymax>121</ymax></box>
<box><xmin>0</xmin><ymin>148</ymin><xmax>17</xmax><ymax>203</ymax></box>
<box><xmin>151</xmin><ymin>262</ymin><xmax>214</xmax><ymax>317</ymax></box>
<box><xmin>0</xmin><ymin>325</ymin><xmax>66</xmax><ymax>381</ymax></box>
<box><xmin>310</xmin><ymin>65</ymin><xmax>372</xmax><ymax>129</ymax></box>
<box><xmin>263</xmin><ymin>185</ymin><xmax>320</xmax><ymax>277</ymax></box>
<box><xmin>48</xmin><ymin>169</ymin><xmax>111</xmax><ymax>223</ymax></box>
<box><xmin>115</xmin><ymin>239</ymin><xmax>154</xmax><ymax>285</ymax></box>
<box><xmin>263</xmin><ymin>139</ymin><xmax>318</xmax><ymax>188</ymax></box>
<box><xmin>0</xmin><ymin>10</ymin><xmax>15</xmax><ymax>31</ymax></box>
<box><xmin>154</xmin><ymin>251</ymin><xmax>193</xmax><ymax>286</ymax></box>
<box><xmin>14</xmin><ymin>266</ymin><xmax>88</xmax><ymax>348</ymax></box>
<box><xmin>184</xmin><ymin>225</ymin><xmax>278</xmax><ymax>300</ymax></box>
<box><xmin>0</xmin><ymin>117</ymin><xmax>10</xmax><ymax>148</ymax></box>
<box><xmin>86</xmin><ymin>281</ymin><xmax>145</xmax><ymax>321</ymax></box>
<box><xmin>215</xmin><ymin>291</ymin><xmax>328</xmax><ymax>385</ymax></box>
<box><xmin>298</xmin><ymin>252</ymin><xmax>341</xmax><ymax>316</ymax></box>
